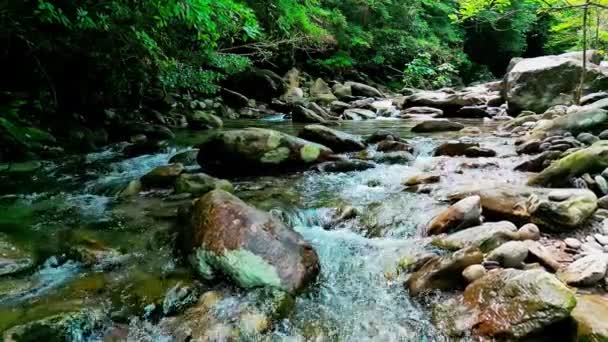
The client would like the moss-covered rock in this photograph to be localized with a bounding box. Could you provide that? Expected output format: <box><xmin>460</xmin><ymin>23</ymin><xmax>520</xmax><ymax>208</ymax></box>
<box><xmin>431</xmin><ymin>221</ymin><xmax>519</xmax><ymax>252</ymax></box>
<box><xmin>174</xmin><ymin>173</ymin><xmax>233</xmax><ymax>196</ymax></box>
<box><xmin>179</xmin><ymin>190</ymin><xmax>320</xmax><ymax>293</ymax></box>
<box><xmin>188</xmin><ymin>111</ymin><xmax>223</xmax><ymax>129</ymax></box>
<box><xmin>433</xmin><ymin>269</ymin><xmax>576</xmax><ymax>339</ymax></box>
<box><xmin>572</xmin><ymin>294</ymin><xmax>608</xmax><ymax>342</ymax></box>
<box><xmin>140</xmin><ymin>163</ymin><xmax>184</xmax><ymax>188</ymax></box>
<box><xmin>529</xmin><ymin>141</ymin><xmax>608</xmax><ymax>187</ymax></box>
<box><xmin>299</xmin><ymin>125</ymin><xmax>365</xmax><ymax>153</ymax></box>
<box><xmin>197</xmin><ymin>127</ymin><xmax>333</xmax><ymax>175</ymax></box>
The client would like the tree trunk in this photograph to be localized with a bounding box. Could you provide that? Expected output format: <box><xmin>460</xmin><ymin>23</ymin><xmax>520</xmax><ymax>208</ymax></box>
<box><xmin>576</xmin><ymin>0</ymin><xmax>590</xmax><ymax>105</ymax></box>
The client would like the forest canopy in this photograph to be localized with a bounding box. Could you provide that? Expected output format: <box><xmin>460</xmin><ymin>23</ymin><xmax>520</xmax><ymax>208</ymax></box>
<box><xmin>0</xmin><ymin>0</ymin><xmax>606</xmax><ymax>116</ymax></box>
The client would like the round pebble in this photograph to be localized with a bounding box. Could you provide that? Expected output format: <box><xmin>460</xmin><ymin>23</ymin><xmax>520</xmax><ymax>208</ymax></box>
<box><xmin>564</xmin><ymin>238</ymin><xmax>582</xmax><ymax>249</ymax></box>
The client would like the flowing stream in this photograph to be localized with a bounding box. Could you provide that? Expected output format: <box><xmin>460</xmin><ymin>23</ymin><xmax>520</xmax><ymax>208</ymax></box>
<box><xmin>0</xmin><ymin>118</ymin><xmax>530</xmax><ymax>340</ymax></box>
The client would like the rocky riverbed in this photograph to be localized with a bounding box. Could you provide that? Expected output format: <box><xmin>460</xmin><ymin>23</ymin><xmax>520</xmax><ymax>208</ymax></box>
<box><xmin>3</xmin><ymin>51</ymin><xmax>608</xmax><ymax>341</ymax></box>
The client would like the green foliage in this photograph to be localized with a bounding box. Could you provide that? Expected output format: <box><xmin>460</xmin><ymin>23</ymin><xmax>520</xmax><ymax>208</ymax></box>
<box><xmin>403</xmin><ymin>53</ymin><xmax>458</xmax><ymax>89</ymax></box>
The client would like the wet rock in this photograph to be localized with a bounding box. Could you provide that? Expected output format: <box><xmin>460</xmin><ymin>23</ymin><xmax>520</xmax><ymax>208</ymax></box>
<box><xmin>514</xmin><ymin>151</ymin><xmax>562</xmax><ymax>172</ymax></box>
<box><xmin>406</xmin><ymin>247</ymin><xmax>483</xmax><ymax>296</ymax></box>
<box><xmin>558</xmin><ymin>254</ymin><xmax>608</xmax><ymax>286</ymax></box>
<box><xmin>180</xmin><ymin>190</ymin><xmax>320</xmax><ymax>293</ymax></box>
<box><xmin>292</xmin><ymin>105</ymin><xmax>328</xmax><ymax>124</ymax></box>
<box><xmin>313</xmin><ymin>159</ymin><xmax>375</xmax><ymax>173</ymax></box>
<box><xmin>427</xmin><ymin>196</ymin><xmax>482</xmax><ymax>235</ymax></box>
<box><xmin>403</xmin><ymin>88</ymin><xmax>489</xmax><ymax>111</ymax></box>
<box><xmin>433</xmin><ymin>141</ymin><xmax>479</xmax><ymax>157</ymax></box>
<box><xmin>141</xmin><ymin>163</ymin><xmax>185</xmax><ymax>188</ymax></box>
<box><xmin>486</xmin><ymin>241</ymin><xmax>529</xmax><ymax>268</ymax></box>
<box><xmin>372</xmin><ymin>151</ymin><xmax>414</xmax><ymax>165</ymax></box>
<box><xmin>504</xmin><ymin>54</ymin><xmax>608</xmax><ymax>114</ymax></box>
<box><xmin>169</xmin><ymin>149</ymin><xmax>199</xmax><ymax>166</ymax></box>
<box><xmin>577</xmin><ymin>132</ymin><xmax>600</xmax><ymax>145</ymax></box>
<box><xmin>347</xmin><ymin>81</ymin><xmax>383</xmax><ymax>98</ymax></box>
<box><xmin>402</xmin><ymin>106</ymin><xmax>444</xmax><ymax>116</ymax></box>
<box><xmin>403</xmin><ymin>174</ymin><xmax>440</xmax><ymax>186</ymax></box>
<box><xmin>596</xmin><ymin>175</ymin><xmax>608</xmax><ymax>195</ymax></box>
<box><xmin>310</xmin><ymin>78</ymin><xmax>337</xmax><ymax>103</ymax></box>
<box><xmin>449</xmin><ymin>185</ymin><xmax>598</xmax><ymax>230</ymax></box>
<box><xmin>376</xmin><ymin>140</ymin><xmax>414</xmax><ymax>153</ymax></box>
<box><xmin>197</xmin><ymin>128</ymin><xmax>333</xmax><ymax>175</ymax></box>
<box><xmin>116</xmin><ymin>179</ymin><xmax>142</xmax><ymax>198</ymax></box>
<box><xmin>174</xmin><ymin>173</ymin><xmax>234</xmax><ymax>196</ymax></box>
<box><xmin>307</xmin><ymin>102</ymin><xmax>333</xmax><ymax>120</ymax></box>
<box><xmin>411</xmin><ymin>119</ymin><xmax>465</xmax><ymax>133</ymax></box>
<box><xmin>0</xmin><ymin>233</ymin><xmax>34</xmax><ymax>276</ymax></box>
<box><xmin>299</xmin><ymin>125</ymin><xmax>365</xmax><ymax>152</ymax></box>
<box><xmin>516</xmin><ymin>139</ymin><xmax>541</xmax><ymax>154</ymax></box>
<box><xmin>2</xmin><ymin>309</ymin><xmax>104</xmax><ymax>342</ymax></box>
<box><xmin>462</xmin><ymin>264</ymin><xmax>486</xmax><ymax>283</ymax></box>
<box><xmin>365</xmin><ymin>130</ymin><xmax>404</xmax><ymax>144</ymax></box>
<box><xmin>163</xmin><ymin>282</ymin><xmax>201</xmax><ymax>316</ymax></box>
<box><xmin>332</xmin><ymin>83</ymin><xmax>352</xmax><ymax>99</ymax></box>
<box><xmin>343</xmin><ymin>108</ymin><xmax>376</xmax><ymax>120</ymax></box>
<box><xmin>188</xmin><ymin>111</ymin><xmax>223</xmax><ymax>129</ymax></box>
<box><xmin>432</xmin><ymin>221</ymin><xmax>519</xmax><ymax>252</ymax></box>
<box><xmin>572</xmin><ymin>294</ymin><xmax>608</xmax><ymax>341</ymax></box>
<box><xmin>433</xmin><ymin>269</ymin><xmax>576</xmax><ymax>339</ymax></box>
<box><xmin>463</xmin><ymin>146</ymin><xmax>497</xmax><ymax>158</ymax></box>
<box><xmin>329</xmin><ymin>101</ymin><xmax>350</xmax><ymax>114</ymax></box>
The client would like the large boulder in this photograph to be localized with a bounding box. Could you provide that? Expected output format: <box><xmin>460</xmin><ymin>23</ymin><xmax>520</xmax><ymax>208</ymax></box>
<box><xmin>291</xmin><ymin>105</ymin><xmax>328</xmax><ymax>124</ymax></box>
<box><xmin>572</xmin><ymin>294</ymin><xmax>608</xmax><ymax>341</ymax></box>
<box><xmin>432</xmin><ymin>269</ymin><xmax>576</xmax><ymax>339</ymax></box>
<box><xmin>403</xmin><ymin>85</ymin><xmax>495</xmax><ymax>112</ymax></box>
<box><xmin>180</xmin><ymin>190</ymin><xmax>320</xmax><ymax>293</ymax></box>
<box><xmin>504</xmin><ymin>55</ymin><xmax>608</xmax><ymax>114</ymax></box>
<box><xmin>426</xmin><ymin>196</ymin><xmax>482</xmax><ymax>235</ymax></box>
<box><xmin>298</xmin><ymin>125</ymin><xmax>365</xmax><ymax>153</ymax></box>
<box><xmin>406</xmin><ymin>247</ymin><xmax>483</xmax><ymax>296</ymax></box>
<box><xmin>197</xmin><ymin>128</ymin><xmax>333</xmax><ymax>175</ymax></box>
<box><xmin>529</xmin><ymin>141</ymin><xmax>608</xmax><ymax>186</ymax></box>
<box><xmin>346</xmin><ymin>82</ymin><xmax>383</xmax><ymax>98</ymax></box>
<box><xmin>448</xmin><ymin>185</ymin><xmax>597</xmax><ymax>230</ymax></box>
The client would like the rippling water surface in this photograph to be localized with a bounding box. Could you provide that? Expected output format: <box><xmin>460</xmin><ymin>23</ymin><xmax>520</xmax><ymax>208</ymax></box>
<box><xmin>0</xmin><ymin>118</ymin><xmax>528</xmax><ymax>340</ymax></box>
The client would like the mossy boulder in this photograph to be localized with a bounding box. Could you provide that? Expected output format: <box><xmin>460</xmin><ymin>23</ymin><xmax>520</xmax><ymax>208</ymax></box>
<box><xmin>432</xmin><ymin>269</ymin><xmax>576</xmax><ymax>339</ymax></box>
<box><xmin>299</xmin><ymin>125</ymin><xmax>365</xmax><ymax>153</ymax></box>
<box><xmin>197</xmin><ymin>128</ymin><xmax>333</xmax><ymax>175</ymax></box>
<box><xmin>529</xmin><ymin>141</ymin><xmax>608</xmax><ymax>187</ymax></box>
<box><xmin>188</xmin><ymin>111</ymin><xmax>223</xmax><ymax>129</ymax></box>
<box><xmin>140</xmin><ymin>163</ymin><xmax>185</xmax><ymax>188</ymax></box>
<box><xmin>449</xmin><ymin>185</ymin><xmax>597</xmax><ymax>231</ymax></box>
<box><xmin>174</xmin><ymin>173</ymin><xmax>234</xmax><ymax>196</ymax></box>
<box><xmin>431</xmin><ymin>221</ymin><xmax>519</xmax><ymax>252</ymax></box>
<box><xmin>572</xmin><ymin>294</ymin><xmax>608</xmax><ymax>342</ymax></box>
<box><xmin>179</xmin><ymin>190</ymin><xmax>320</xmax><ymax>293</ymax></box>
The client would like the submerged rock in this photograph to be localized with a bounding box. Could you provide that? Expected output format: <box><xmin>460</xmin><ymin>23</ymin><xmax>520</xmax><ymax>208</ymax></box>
<box><xmin>140</xmin><ymin>163</ymin><xmax>185</xmax><ymax>188</ymax></box>
<box><xmin>180</xmin><ymin>190</ymin><xmax>320</xmax><ymax>293</ymax></box>
<box><xmin>426</xmin><ymin>196</ymin><xmax>482</xmax><ymax>235</ymax></box>
<box><xmin>0</xmin><ymin>233</ymin><xmax>35</xmax><ymax>276</ymax></box>
<box><xmin>197</xmin><ymin>128</ymin><xmax>333</xmax><ymax>175</ymax></box>
<box><xmin>433</xmin><ymin>269</ymin><xmax>576</xmax><ymax>339</ymax></box>
<box><xmin>411</xmin><ymin>119</ymin><xmax>464</xmax><ymax>133</ymax></box>
<box><xmin>174</xmin><ymin>173</ymin><xmax>234</xmax><ymax>196</ymax></box>
<box><xmin>299</xmin><ymin>124</ymin><xmax>365</xmax><ymax>152</ymax></box>
<box><xmin>406</xmin><ymin>247</ymin><xmax>483</xmax><ymax>296</ymax></box>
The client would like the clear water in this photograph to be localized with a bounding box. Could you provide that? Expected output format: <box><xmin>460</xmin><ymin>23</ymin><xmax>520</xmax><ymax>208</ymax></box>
<box><xmin>0</xmin><ymin>118</ymin><xmax>528</xmax><ymax>340</ymax></box>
